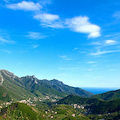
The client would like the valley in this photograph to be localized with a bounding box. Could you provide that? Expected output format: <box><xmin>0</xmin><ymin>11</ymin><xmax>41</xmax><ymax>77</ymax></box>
<box><xmin>0</xmin><ymin>69</ymin><xmax>120</xmax><ymax>120</ymax></box>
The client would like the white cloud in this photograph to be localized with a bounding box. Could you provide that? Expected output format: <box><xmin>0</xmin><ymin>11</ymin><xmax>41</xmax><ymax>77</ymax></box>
<box><xmin>3</xmin><ymin>0</ymin><xmax>9</xmax><ymax>3</ymax></box>
<box><xmin>34</xmin><ymin>13</ymin><xmax>59</xmax><ymax>22</ymax></box>
<box><xmin>59</xmin><ymin>67</ymin><xmax>79</xmax><ymax>70</ymax></box>
<box><xmin>109</xmin><ymin>69</ymin><xmax>117</xmax><ymax>71</ymax></box>
<box><xmin>0</xmin><ymin>36</ymin><xmax>9</xmax><ymax>43</ymax></box>
<box><xmin>0</xmin><ymin>49</ymin><xmax>11</xmax><ymax>53</ymax></box>
<box><xmin>87</xmin><ymin>61</ymin><xmax>96</xmax><ymax>64</ymax></box>
<box><xmin>39</xmin><ymin>0</ymin><xmax>52</xmax><ymax>6</ymax></box>
<box><xmin>27</xmin><ymin>32</ymin><xmax>46</xmax><ymax>39</ymax></box>
<box><xmin>90</xmin><ymin>42</ymin><xmax>101</xmax><ymax>45</ymax></box>
<box><xmin>32</xmin><ymin>44</ymin><xmax>39</xmax><ymax>48</ymax></box>
<box><xmin>65</xmin><ymin>16</ymin><xmax>101</xmax><ymax>38</ymax></box>
<box><xmin>58</xmin><ymin>55</ymin><xmax>72</xmax><ymax>60</ymax></box>
<box><xmin>88</xmin><ymin>32</ymin><xmax>100</xmax><ymax>38</ymax></box>
<box><xmin>91</xmin><ymin>40</ymin><xmax>117</xmax><ymax>47</ymax></box>
<box><xmin>73</xmin><ymin>47</ymin><xmax>79</xmax><ymax>51</ymax></box>
<box><xmin>6</xmin><ymin>1</ymin><xmax>42</xmax><ymax>11</ymax></box>
<box><xmin>0</xmin><ymin>36</ymin><xmax>14</xmax><ymax>44</ymax></box>
<box><xmin>87</xmin><ymin>69</ymin><xmax>92</xmax><ymax>71</ymax></box>
<box><xmin>34</xmin><ymin>13</ymin><xmax>63</xmax><ymax>28</ymax></box>
<box><xmin>113</xmin><ymin>11</ymin><xmax>120</xmax><ymax>20</ymax></box>
<box><xmin>105</xmin><ymin>40</ymin><xmax>117</xmax><ymax>45</ymax></box>
<box><xmin>58</xmin><ymin>73</ymin><xmax>68</xmax><ymax>77</ymax></box>
<box><xmin>90</xmin><ymin>49</ymin><xmax>120</xmax><ymax>56</ymax></box>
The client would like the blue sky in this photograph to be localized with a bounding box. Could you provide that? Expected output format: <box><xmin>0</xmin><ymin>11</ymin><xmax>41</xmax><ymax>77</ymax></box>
<box><xmin>0</xmin><ymin>0</ymin><xmax>120</xmax><ymax>88</ymax></box>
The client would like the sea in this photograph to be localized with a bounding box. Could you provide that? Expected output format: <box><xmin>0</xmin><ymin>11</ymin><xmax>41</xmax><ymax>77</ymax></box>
<box><xmin>81</xmin><ymin>87</ymin><xmax>119</xmax><ymax>94</ymax></box>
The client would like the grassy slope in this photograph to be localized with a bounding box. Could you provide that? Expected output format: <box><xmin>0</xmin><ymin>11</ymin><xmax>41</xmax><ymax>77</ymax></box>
<box><xmin>57</xmin><ymin>94</ymin><xmax>102</xmax><ymax>105</ymax></box>
<box><xmin>0</xmin><ymin>102</ymin><xmax>90</xmax><ymax>120</ymax></box>
<box><xmin>18</xmin><ymin>77</ymin><xmax>67</xmax><ymax>98</ymax></box>
<box><xmin>42</xmin><ymin>80</ymin><xmax>93</xmax><ymax>97</ymax></box>
<box><xmin>90</xmin><ymin>98</ymin><xmax>120</xmax><ymax>114</ymax></box>
<box><xmin>92</xmin><ymin>89</ymin><xmax>120</xmax><ymax>100</ymax></box>
<box><xmin>0</xmin><ymin>85</ymin><xmax>11</xmax><ymax>103</ymax></box>
<box><xmin>0</xmin><ymin>103</ymin><xmax>44</xmax><ymax>120</ymax></box>
<box><xmin>1</xmin><ymin>71</ymin><xmax>36</xmax><ymax>101</ymax></box>
<box><xmin>57</xmin><ymin>94</ymin><xmax>120</xmax><ymax>114</ymax></box>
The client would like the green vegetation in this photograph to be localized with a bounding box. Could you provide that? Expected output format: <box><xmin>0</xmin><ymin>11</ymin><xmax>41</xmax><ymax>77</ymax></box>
<box><xmin>57</xmin><ymin>95</ymin><xmax>120</xmax><ymax>114</ymax></box>
<box><xmin>0</xmin><ymin>86</ymin><xmax>11</xmax><ymax>103</ymax></box>
<box><xmin>17</xmin><ymin>76</ymin><xmax>66</xmax><ymax>98</ymax></box>
<box><xmin>0</xmin><ymin>69</ymin><xmax>93</xmax><ymax>103</ymax></box>
<box><xmin>0</xmin><ymin>103</ymin><xmax>44</xmax><ymax>120</ymax></box>
<box><xmin>0</xmin><ymin>103</ymin><xmax>90</xmax><ymax>120</ymax></box>
<box><xmin>90</xmin><ymin>98</ymin><xmax>120</xmax><ymax>114</ymax></box>
<box><xmin>92</xmin><ymin>89</ymin><xmax>120</xmax><ymax>100</ymax></box>
<box><xmin>0</xmin><ymin>70</ymin><xmax>36</xmax><ymax>101</ymax></box>
<box><xmin>43</xmin><ymin>79</ymin><xmax>93</xmax><ymax>97</ymax></box>
<box><xmin>0</xmin><ymin>69</ymin><xmax>120</xmax><ymax>119</ymax></box>
<box><xmin>57</xmin><ymin>94</ymin><xmax>102</xmax><ymax>105</ymax></box>
<box><xmin>1</xmin><ymin>99</ymin><xmax>120</xmax><ymax>120</ymax></box>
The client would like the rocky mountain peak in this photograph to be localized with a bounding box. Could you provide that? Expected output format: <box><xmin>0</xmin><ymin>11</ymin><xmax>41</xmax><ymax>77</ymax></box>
<box><xmin>0</xmin><ymin>69</ymin><xmax>17</xmax><ymax>79</ymax></box>
<box><xmin>51</xmin><ymin>79</ymin><xmax>64</xmax><ymax>85</ymax></box>
<box><xmin>22</xmin><ymin>75</ymin><xmax>38</xmax><ymax>84</ymax></box>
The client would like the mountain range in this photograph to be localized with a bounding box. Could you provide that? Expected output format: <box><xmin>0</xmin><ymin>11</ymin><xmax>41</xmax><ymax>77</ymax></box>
<box><xmin>0</xmin><ymin>69</ymin><xmax>93</xmax><ymax>103</ymax></box>
<box><xmin>0</xmin><ymin>69</ymin><xmax>120</xmax><ymax>119</ymax></box>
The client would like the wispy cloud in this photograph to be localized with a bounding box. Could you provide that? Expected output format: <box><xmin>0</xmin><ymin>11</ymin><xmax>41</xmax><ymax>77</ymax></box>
<box><xmin>59</xmin><ymin>67</ymin><xmax>79</xmax><ymax>70</ymax></box>
<box><xmin>26</xmin><ymin>32</ymin><xmax>47</xmax><ymax>39</ymax></box>
<box><xmin>39</xmin><ymin>0</ymin><xmax>52</xmax><ymax>6</ymax></box>
<box><xmin>58</xmin><ymin>73</ymin><xmax>68</xmax><ymax>77</ymax></box>
<box><xmin>109</xmin><ymin>69</ymin><xmax>118</xmax><ymax>71</ymax></box>
<box><xmin>0</xmin><ymin>49</ymin><xmax>11</xmax><ymax>53</ymax></box>
<box><xmin>87</xmin><ymin>69</ymin><xmax>92</xmax><ymax>71</ymax></box>
<box><xmin>105</xmin><ymin>33</ymin><xmax>120</xmax><ymax>38</ymax></box>
<box><xmin>3</xmin><ymin>0</ymin><xmax>9</xmax><ymax>3</ymax></box>
<box><xmin>65</xmin><ymin>16</ymin><xmax>101</xmax><ymax>38</ymax></box>
<box><xmin>90</xmin><ymin>49</ymin><xmax>120</xmax><ymax>56</ymax></box>
<box><xmin>34</xmin><ymin>13</ymin><xmax>63</xmax><ymax>28</ymax></box>
<box><xmin>91</xmin><ymin>40</ymin><xmax>118</xmax><ymax>47</ymax></box>
<box><xmin>6</xmin><ymin>1</ymin><xmax>101</xmax><ymax>38</ymax></box>
<box><xmin>0</xmin><ymin>36</ymin><xmax>14</xmax><ymax>44</ymax></box>
<box><xmin>90</xmin><ymin>42</ymin><xmax>101</xmax><ymax>46</ymax></box>
<box><xmin>58</xmin><ymin>55</ymin><xmax>72</xmax><ymax>60</ymax></box>
<box><xmin>32</xmin><ymin>44</ymin><xmax>39</xmax><ymax>48</ymax></box>
<box><xmin>73</xmin><ymin>47</ymin><xmax>79</xmax><ymax>51</ymax></box>
<box><xmin>105</xmin><ymin>40</ymin><xmax>117</xmax><ymax>45</ymax></box>
<box><xmin>6</xmin><ymin>1</ymin><xmax>42</xmax><ymax>11</ymax></box>
<box><xmin>87</xmin><ymin>61</ymin><xmax>96</xmax><ymax>64</ymax></box>
<box><xmin>113</xmin><ymin>11</ymin><xmax>120</xmax><ymax>20</ymax></box>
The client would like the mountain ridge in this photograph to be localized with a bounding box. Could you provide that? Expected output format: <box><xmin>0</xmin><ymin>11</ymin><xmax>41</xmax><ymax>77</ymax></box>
<box><xmin>0</xmin><ymin>69</ymin><xmax>93</xmax><ymax>103</ymax></box>
<box><xmin>92</xmin><ymin>89</ymin><xmax>120</xmax><ymax>100</ymax></box>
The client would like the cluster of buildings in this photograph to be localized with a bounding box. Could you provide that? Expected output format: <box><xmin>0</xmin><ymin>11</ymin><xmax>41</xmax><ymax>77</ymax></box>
<box><xmin>0</xmin><ymin>101</ymin><xmax>12</xmax><ymax>110</ymax></box>
<box><xmin>73</xmin><ymin>104</ymin><xmax>85</xmax><ymax>109</ymax></box>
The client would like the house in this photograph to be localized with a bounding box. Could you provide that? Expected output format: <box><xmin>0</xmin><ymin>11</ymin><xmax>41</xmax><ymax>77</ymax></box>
<box><xmin>51</xmin><ymin>116</ymin><xmax>54</xmax><ymax>118</ymax></box>
<box><xmin>72</xmin><ymin>114</ymin><xmax>75</xmax><ymax>117</ymax></box>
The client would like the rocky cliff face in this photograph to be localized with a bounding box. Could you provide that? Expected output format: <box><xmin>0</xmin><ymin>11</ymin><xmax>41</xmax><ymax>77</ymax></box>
<box><xmin>0</xmin><ymin>69</ymin><xmax>18</xmax><ymax>79</ymax></box>
<box><xmin>0</xmin><ymin>74</ymin><xmax>4</xmax><ymax>85</ymax></box>
<box><xmin>0</xmin><ymin>70</ymin><xmax>4</xmax><ymax>85</ymax></box>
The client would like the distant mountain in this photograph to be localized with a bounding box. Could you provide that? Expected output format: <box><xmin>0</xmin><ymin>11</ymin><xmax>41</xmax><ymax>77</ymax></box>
<box><xmin>92</xmin><ymin>89</ymin><xmax>120</xmax><ymax>100</ymax></box>
<box><xmin>0</xmin><ymin>69</ymin><xmax>93</xmax><ymax>103</ymax></box>
<box><xmin>42</xmin><ymin>79</ymin><xmax>93</xmax><ymax>97</ymax></box>
<box><xmin>16</xmin><ymin>76</ymin><xmax>66</xmax><ymax>98</ymax></box>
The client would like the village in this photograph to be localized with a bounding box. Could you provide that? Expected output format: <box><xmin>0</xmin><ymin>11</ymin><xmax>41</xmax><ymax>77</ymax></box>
<box><xmin>0</xmin><ymin>95</ymin><xmax>89</xmax><ymax>119</ymax></box>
